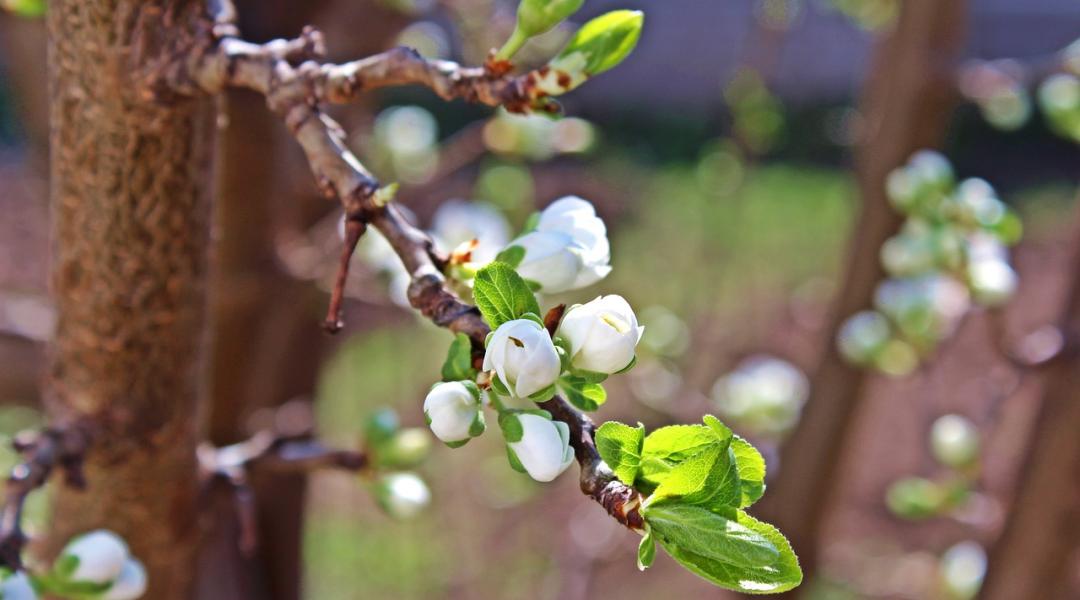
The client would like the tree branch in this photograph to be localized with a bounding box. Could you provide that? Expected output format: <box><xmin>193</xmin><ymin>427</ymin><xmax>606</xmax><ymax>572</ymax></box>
<box><xmin>176</xmin><ymin>1</ymin><xmax>643</xmax><ymax>531</ymax></box>
<box><xmin>0</xmin><ymin>424</ymin><xmax>91</xmax><ymax>570</ymax></box>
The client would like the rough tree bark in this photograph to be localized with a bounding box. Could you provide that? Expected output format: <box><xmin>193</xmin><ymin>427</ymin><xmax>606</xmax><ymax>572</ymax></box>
<box><xmin>755</xmin><ymin>0</ymin><xmax>967</xmax><ymax>587</ymax></box>
<box><xmin>43</xmin><ymin>1</ymin><xmax>212</xmax><ymax>598</ymax></box>
<box><xmin>977</xmin><ymin>201</ymin><xmax>1080</xmax><ymax>600</ymax></box>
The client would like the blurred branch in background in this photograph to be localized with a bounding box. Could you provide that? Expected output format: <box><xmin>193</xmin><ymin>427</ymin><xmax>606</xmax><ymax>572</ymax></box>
<box><xmin>196</xmin><ymin>2</ymin><xmax>408</xmax><ymax>599</ymax></box>
<box><xmin>977</xmin><ymin>193</ymin><xmax>1080</xmax><ymax>600</ymax></box>
<box><xmin>757</xmin><ymin>0</ymin><xmax>968</xmax><ymax>588</ymax></box>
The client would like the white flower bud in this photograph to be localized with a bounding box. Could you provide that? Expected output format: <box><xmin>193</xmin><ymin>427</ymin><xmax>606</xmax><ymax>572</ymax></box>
<box><xmin>430</xmin><ymin>200</ymin><xmax>511</xmax><ymax>265</ymax></box>
<box><xmin>535</xmin><ymin>196</ymin><xmax>611</xmax><ymax>288</ymax></box>
<box><xmin>503</xmin><ymin>413</ymin><xmax>574</xmax><ymax>482</ymax></box>
<box><xmin>374</xmin><ymin>472</ymin><xmax>431</xmax><ymax>520</ymax></box>
<box><xmin>557</xmin><ymin>295</ymin><xmax>643</xmax><ymax>374</ymax></box>
<box><xmin>423</xmin><ymin>381</ymin><xmax>485</xmax><ymax>445</ymax></box>
<box><xmin>503</xmin><ymin>196</ymin><xmax>611</xmax><ymax>293</ymax></box>
<box><xmin>60</xmin><ymin>530</ymin><xmax>130</xmax><ymax>584</ymax></box>
<box><xmin>483</xmin><ymin>319</ymin><xmax>561</xmax><ymax>398</ymax></box>
<box><xmin>930</xmin><ymin>414</ymin><xmax>980</xmax><ymax>468</ymax></box>
<box><xmin>712</xmin><ymin>355</ymin><xmax>808</xmax><ymax>436</ymax></box>
<box><xmin>102</xmin><ymin>559</ymin><xmax>147</xmax><ymax>600</ymax></box>
<box><xmin>968</xmin><ymin>259</ymin><xmax>1017</xmax><ymax>306</ymax></box>
<box><xmin>837</xmin><ymin>310</ymin><xmax>891</xmax><ymax>364</ymax></box>
<box><xmin>0</xmin><ymin>572</ymin><xmax>37</xmax><ymax>600</ymax></box>
<box><xmin>507</xmin><ymin>230</ymin><xmax>586</xmax><ymax>293</ymax></box>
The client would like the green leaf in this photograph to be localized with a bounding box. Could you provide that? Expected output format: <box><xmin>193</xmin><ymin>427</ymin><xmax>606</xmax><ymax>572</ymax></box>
<box><xmin>499</xmin><ymin>412</ymin><xmax>525</xmax><ymax>443</ymax></box>
<box><xmin>494</xmin><ymin>245</ymin><xmax>526</xmax><ymax>268</ymax></box>
<box><xmin>731</xmin><ymin>436</ymin><xmax>766</xmax><ymax>508</ymax></box>
<box><xmin>653</xmin><ymin>510</ymin><xmax>802</xmax><ymax>594</ymax></box>
<box><xmin>595</xmin><ymin>421</ymin><xmax>644</xmax><ymax>485</ymax></box>
<box><xmin>638</xmin><ymin>424</ymin><xmax>723</xmax><ymax>492</ymax></box>
<box><xmin>560</xmin><ymin>378</ymin><xmax>607</xmax><ymax>411</ymax></box>
<box><xmin>474</xmin><ymin>262</ymin><xmax>542</xmax><ymax>329</ymax></box>
<box><xmin>645</xmin><ymin>504</ymin><xmax>779</xmax><ymax>569</ymax></box>
<box><xmin>3</xmin><ymin>0</ymin><xmax>45</xmax><ymax>17</ymax></box>
<box><xmin>555</xmin><ymin>10</ymin><xmax>644</xmax><ymax>77</ymax></box>
<box><xmin>441</xmin><ymin>333</ymin><xmax>476</xmax><ymax>381</ymax></box>
<box><xmin>516</xmin><ymin>0</ymin><xmax>584</xmax><ymax>36</ymax></box>
<box><xmin>646</xmin><ymin>441</ymin><xmax>740</xmax><ymax>512</ymax></box>
<box><xmin>637</xmin><ymin>532</ymin><xmax>656</xmax><ymax>571</ymax></box>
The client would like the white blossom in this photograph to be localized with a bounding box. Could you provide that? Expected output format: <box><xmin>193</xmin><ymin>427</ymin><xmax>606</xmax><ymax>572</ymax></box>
<box><xmin>930</xmin><ymin>414</ymin><xmax>980</xmax><ymax>468</ymax></box>
<box><xmin>375</xmin><ymin>472</ymin><xmax>431</xmax><ymax>520</ymax></box>
<box><xmin>503</xmin><ymin>196</ymin><xmax>611</xmax><ymax>293</ymax></box>
<box><xmin>0</xmin><ymin>572</ymin><xmax>37</xmax><ymax>600</ymax></box>
<box><xmin>483</xmin><ymin>319</ymin><xmax>561</xmax><ymax>398</ymax></box>
<box><xmin>535</xmin><ymin>196</ymin><xmax>611</xmax><ymax>288</ymax></box>
<box><xmin>505</xmin><ymin>413</ymin><xmax>574</xmax><ymax>482</ymax></box>
<box><xmin>61</xmin><ymin>530</ymin><xmax>130</xmax><ymax>584</ymax></box>
<box><xmin>430</xmin><ymin>200</ymin><xmax>511</xmax><ymax>264</ymax></box>
<box><xmin>712</xmin><ymin>355</ymin><xmax>808</xmax><ymax>435</ymax></box>
<box><xmin>557</xmin><ymin>295</ymin><xmax>643</xmax><ymax>374</ymax></box>
<box><xmin>102</xmin><ymin>559</ymin><xmax>147</xmax><ymax>600</ymax></box>
<box><xmin>967</xmin><ymin>259</ymin><xmax>1017</xmax><ymax>306</ymax></box>
<box><xmin>423</xmin><ymin>381</ymin><xmax>484</xmax><ymax>445</ymax></box>
<box><xmin>510</xmin><ymin>230</ymin><xmax>588</xmax><ymax>293</ymax></box>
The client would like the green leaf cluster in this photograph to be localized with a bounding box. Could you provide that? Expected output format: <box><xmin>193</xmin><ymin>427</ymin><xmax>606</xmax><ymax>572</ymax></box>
<box><xmin>473</xmin><ymin>262</ymin><xmax>541</xmax><ymax>329</ymax></box>
<box><xmin>595</xmin><ymin>415</ymin><xmax>801</xmax><ymax>593</ymax></box>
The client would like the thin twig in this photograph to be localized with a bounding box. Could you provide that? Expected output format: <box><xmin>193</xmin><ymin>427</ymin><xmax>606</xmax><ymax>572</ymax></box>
<box><xmin>0</xmin><ymin>424</ymin><xmax>91</xmax><ymax>570</ymax></box>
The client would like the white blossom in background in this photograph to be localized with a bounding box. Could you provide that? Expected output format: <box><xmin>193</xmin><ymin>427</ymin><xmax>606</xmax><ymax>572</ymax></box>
<box><xmin>503</xmin><ymin>196</ymin><xmax>611</xmax><ymax>293</ymax></box>
<box><xmin>534</xmin><ymin>196</ymin><xmax>611</xmax><ymax>286</ymax></box>
<box><xmin>557</xmin><ymin>295</ymin><xmax>643</xmax><ymax>374</ymax></box>
<box><xmin>511</xmin><ymin>230</ymin><xmax>589</xmax><ymax>292</ymax></box>
<box><xmin>373</xmin><ymin>105</ymin><xmax>439</xmax><ymax>184</ymax></box>
<box><xmin>484</xmin><ymin>319</ymin><xmax>561</xmax><ymax>398</ymax></box>
<box><xmin>430</xmin><ymin>200</ymin><xmax>511</xmax><ymax>264</ymax></box>
<box><xmin>60</xmin><ymin>530</ymin><xmax>129</xmax><ymax>584</ymax></box>
<box><xmin>837</xmin><ymin>310</ymin><xmax>892</xmax><ymax>365</ymax></box>
<box><xmin>423</xmin><ymin>381</ymin><xmax>485</xmax><ymax>446</ymax></box>
<box><xmin>0</xmin><ymin>572</ymin><xmax>36</xmax><ymax>600</ymax></box>
<box><xmin>374</xmin><ymin>472</ymin><xmax>431</xmax><ymax>520</ymax></box>
<box><xmin>939</xmin><ymin>541</ymin><xmax>987</xmax><ymax>600</ymax></box>
<box><xmin>874</xmin><ymin>275</ymin><xmax>970</xmax><ymax>342</ymax></box>
<box><xmin>712</xmin><ymin>355</ymin><xmax>809</xmax><ymax>436</ymax></box>
<box><xmin>930</xmin><ymin>414</ymin><xmax>980</xmax><ymax>469</ymax></box>
<box><xmin>102</xmin><ymin>560</ymin><xmax>147</xmax><ymax>600</ymax></box>
<box><xmin>504</xmin><ymin>413</ymin><xmax>574</xmax><ymax>482</ymax></box>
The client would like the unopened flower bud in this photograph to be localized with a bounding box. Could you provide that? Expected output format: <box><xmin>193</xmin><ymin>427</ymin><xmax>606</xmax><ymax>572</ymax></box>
<box><xmin>102</xmin><ymin>559</ymin><xmax>147</xmax><ymax>600</ymax></box>
<box><xmin>501</xmin><ymin>412</ymin><xmax>574</xmax><ymax>482</ymax></box>
<box><xmin>374</xmin><ymin>472</ymin><xmax>431</xmax><ymax>520</ymax></box>
<box><xmin>0</xmin><ymin>572</ymin><xmax>36</xmax><ymax>600</ymax></box>
<box><xmin>535</xmin><ymin>10</ymin><xmax>644</xmax><ymax>96</ymax></box>
<box><xmin>558</xmin><ymin>295</ymin><xmax>643</xmax><ymax>374</ymax></box>
<box><xmin>60</xmin><ymin>530</ymin><xmax>130</xmax><ymax>585</ymax></box>
<box><xmin>483</xmin><ymin>319</ymin><xmax>561</xmax><ymax>399</ymax></box>
<box><xmin>423</xmin><ymin>381</ymin><xmax>485</xmax><ymax>446</ymax></box>
<box><xmin>930</xmin><ymin>414</ymin><xmax>980</xmax><ymax>469</ymax></box>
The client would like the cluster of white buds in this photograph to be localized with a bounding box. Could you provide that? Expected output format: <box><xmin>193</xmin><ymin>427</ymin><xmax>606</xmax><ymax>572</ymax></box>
<box><xmin>43</xmin><ymin>530</ymin><xmax>147</xmax><ymax>600</ymax></box>
<box><xmin>425</xmin><ymin>196</ymin><xmax>643</xmax><ymax>483</ymax></box>
<box><xmin>504</xmin><ymin>196</ymin><xmax>612</xmax><ymax>293</ymax></box>
<box><xmin>886</xmin><ymin>413</ymin><xmax>981</xmax><ymax>521</ymax></box>
<box><xmin>839</xmin><ymin>151</ymin><xmax>1022</xmax><ymax>376</ymax></box>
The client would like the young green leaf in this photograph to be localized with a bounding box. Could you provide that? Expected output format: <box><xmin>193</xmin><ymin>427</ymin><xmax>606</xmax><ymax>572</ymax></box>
<box><xmin>474</xmin><ymin>262</ymin><xmax>542</xmax><ymax>329</ymax></box>
<box><xmin>560</xmin><ymin>377</ymin><xmax>607</xmax><ymax>411</ymax></box>
<box><xmin>637</xmin><ymin>532</ymin><xmax>656</xmax><ymax>571</ymax></box>
<box><xmin>441</xmin><ymin>332</ymin><xmax>477</xmax><ymax>381</ymax></box>
<box><xmin>731</xmin><ymin>436</ymin><xmax>766</xmax><ymax>508</ymax></box>
<box><xmin>494</xmin><ymin>245</ymin><xmax>527</xmax><ymax>268</ymax></box>
<box><xmin>558</xmin><ymin>10</ymin><xmax>644</xmax><ymax>76</ymax></box>
<box><xmin>595</xmin><ymin>421</ymin><xmax>644</xmax><ymax>485</ymax></box>
<box><xmin>637</xmin><ymin>423</ymin><xmax>729</xmax><ymax>492</ymax></box>
<box><xmin>646</xmin><ymin>441</ymin><xmax>740</xmax><ymax>511</ymax></box>
<box><xmin>644</xmin><ymin>504</ymin><xmax>779</xmax><ymax>569</ymax></box>
<box><xmin>653</xmin><ymin>510</ymin><xmax>802</xmax><ymax>594</ymax></box>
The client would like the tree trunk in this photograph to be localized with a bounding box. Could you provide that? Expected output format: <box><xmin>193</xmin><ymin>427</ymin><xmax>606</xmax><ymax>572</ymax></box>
<box><xmin>977</xmin><ymin>201</ymin><xmax>1080</xmax><ymax>600</ymax></box>
<box><xmin>43</xmin><ymin>1</ymin><xmax>212</xmax><ymax>598</ymax></box>
<box><xmin>755</xmin><ymin>0</ymin><xmax>967</xmax><ymax>587</ymax></box>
